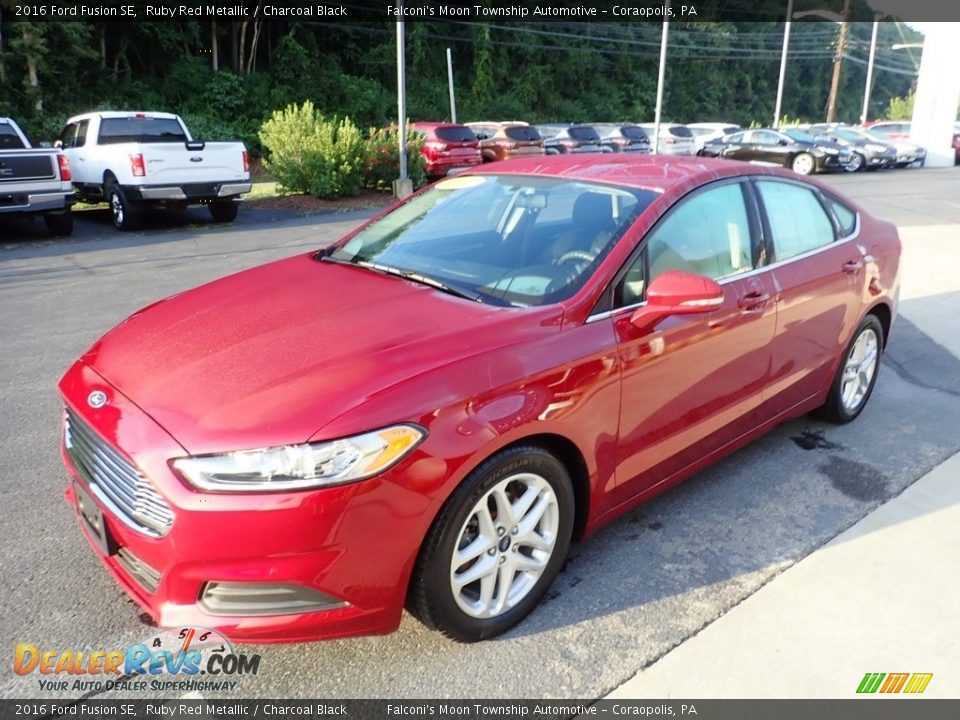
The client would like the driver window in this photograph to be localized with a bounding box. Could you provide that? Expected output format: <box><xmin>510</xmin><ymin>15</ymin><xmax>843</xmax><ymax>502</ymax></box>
<box><xmin>60</xmin><ymin>124</ymin><xmax>78</xmax><ymax>149</ymax></box>
<box><xmin>645</xmin><ymin>182</ymin><xmax>754</xmax><ymax>285</ymax></box>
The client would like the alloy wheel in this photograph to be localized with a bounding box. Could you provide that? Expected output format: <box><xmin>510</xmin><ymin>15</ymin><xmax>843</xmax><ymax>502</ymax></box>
<box><xmin>841</xmin><ymin>328</ymin><xmax>879</xmax><ymax>413</ymax></box>
<box><xmin>449</xmin><ymin>472</ymin><xmax>559</xmax><ymax>619</ymax></box>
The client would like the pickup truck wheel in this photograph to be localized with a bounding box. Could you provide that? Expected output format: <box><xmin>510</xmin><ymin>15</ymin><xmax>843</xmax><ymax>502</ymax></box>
<box><xmin>44</xmin><ymin>211</ymin><xmax>74</xmax><ymax>237</ymax></box>
<box><xmin>106</xmin><ymin>182</ymin><xmax>141</xmax><ymax>231</ymax></box>
<box><xmin>209</xmin><ymin>201</ymin><xmax>239</xmax><ymax>223</ymax></box>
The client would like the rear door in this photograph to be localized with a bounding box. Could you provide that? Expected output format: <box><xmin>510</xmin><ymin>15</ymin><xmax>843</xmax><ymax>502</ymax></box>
<box><xmin>609</xmin><ymin>179</ymin><xmax>777</xmax><ymax>501</ymax></box>
<box><xmin>753</xmin><ymin>178</ymin><xmax>866</xmax><ymax>416</ymax></box>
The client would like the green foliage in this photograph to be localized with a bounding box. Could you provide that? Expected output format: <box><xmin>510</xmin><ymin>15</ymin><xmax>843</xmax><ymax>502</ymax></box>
<box><xmin>259</xmin><ymin>101</ymin><xmax>366</xmax><ymax>199</ymax></box>
<box><xmin>885</xmin><ymin>91</ymin><xmax>915</xmax><ymax>121</ymax></box>
<box><xmin>364</xmin><ymin>128</ymin><xmax>427</xmax><ymax>192</ymax></box>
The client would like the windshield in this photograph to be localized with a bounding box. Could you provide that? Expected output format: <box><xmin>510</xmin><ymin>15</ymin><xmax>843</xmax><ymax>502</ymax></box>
<box><xmin>832</xmin><ymin>129</ymin><xmax>864</xmax><ymax>142</ymax></box>
<box><xmin>784</xmin><ymin>129</ymin><xmax>816</xmax><ymax>143</ymax></box>
<box><xmin>327</xmin><ymin>175</ymin><xmax>657</xmax><ymax>308</ymax></box>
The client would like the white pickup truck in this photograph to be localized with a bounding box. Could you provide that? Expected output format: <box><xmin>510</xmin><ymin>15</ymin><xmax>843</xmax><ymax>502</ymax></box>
<box><xmin>59</xmin><ymin>111</ymin><xmax>251</xmax><ymax>230</ymax></box>
<box><xmin>0</xmin><ymin>117</ymin><xmax>74</xmax><ymax>236</ymax></box>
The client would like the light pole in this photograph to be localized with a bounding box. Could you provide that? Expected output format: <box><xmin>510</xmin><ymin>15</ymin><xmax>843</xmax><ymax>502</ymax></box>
<box><xmin>860</xmin><ymin>18</ymin><xmax>881</xmax><ymax>124</ymax></box>
<box><xmin>394</xmin><ymin>15</ymin><xmax>412</xmax><ymax>199</ymax></box>
<box><xmin>652</xmin><ymin>1</ymin><xmax>670</xmax><ymax>155</ymax></box>
<box><xmin>774</xmin><ymin>0</ymin><xmax>794</xmax><ymax>127</ymax></box>
<box><xmin>446</xmin><ymin>48</ymin><xmax>457</xmax><ymax>124</ymax></box>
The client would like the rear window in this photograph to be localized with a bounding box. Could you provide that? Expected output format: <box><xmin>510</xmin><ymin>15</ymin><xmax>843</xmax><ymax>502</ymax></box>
<box><xmin>505</xmin><ymin>126</ymin><xmax>542</xmax><ymax>142</ymax></box>
<box><xmin>667</xmin><ymin>126</ymin><xmax>693</xmax><ymax>138</ymax></box>
<box><xmin>98</xmin><ymin>117</ymin><xmax>188</xmax><ymax>145</ymax></box>
<box><xmin>569</xmin><ymin>126</ymin><xmax>601</xmax><ymax>142</ymax></box>
<box><xmin>621</xmin><ymin>126</ymin><xmax>649</xmax><ymax>141</ymax></box>
<box><xmin>825</xmin><ymin>195</ymin><xmax>857</xmax><ymax>236</ymax></box>
<box><xmin>0</xmin><ymin>122</ymin><xmax>26</xmax><ymax>150</ymax></box>
<box><xmin>434</xmin><ymin>126</ymin><xmax>477</xmax><ymax>143</ymax></box>
<box><xmin>723</xmin><ymin>126</ymin><xmax>740</xmax><ymax>135</ymax></box>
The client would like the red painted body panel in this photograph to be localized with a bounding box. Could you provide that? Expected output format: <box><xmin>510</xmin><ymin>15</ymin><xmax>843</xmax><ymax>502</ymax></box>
<box><xmin>59</xmin><ymin>155</ymin><xmax>900</xmax><ymax>642</ymax></box>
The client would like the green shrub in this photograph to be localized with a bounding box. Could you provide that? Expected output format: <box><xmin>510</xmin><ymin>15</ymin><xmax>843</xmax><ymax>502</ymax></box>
<box><xmin>364</xmin><ymin>127</ymin><xmax>427</xmax><ymax>192</ymax></box>
<box><xmin>259</xmin><ymin>101</ymin><xmax>366</xmax><ymax>199</ymax></box>
<box><xmin>886</xmin><ymin>91</ymin><xmax>915</xmax><ymax>121</ymax></box>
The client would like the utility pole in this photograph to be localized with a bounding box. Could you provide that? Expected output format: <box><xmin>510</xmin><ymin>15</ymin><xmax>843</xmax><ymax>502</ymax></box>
<box><xmin>860</xmin><ymin>17</ymin><xmax>880</xmax><ymax>125</ymax></box>
<box><xmin>446</xmin><ymin>48</ymin><xmax>457</xmax><ymax>123</ymax></box>
<box><xmin>652</xmin><ymin>1</ymin><xmax>670</xmax><ymax>155</ymax></box>
<box><xmin>825</xmin><ymin>0</ymin><xmax>851</xmax><ymax>123</ymax></box>
<box><xmin>394</xmin><ymin>15</ymin><xmax>412</xmax><ymax>199</ymax></box>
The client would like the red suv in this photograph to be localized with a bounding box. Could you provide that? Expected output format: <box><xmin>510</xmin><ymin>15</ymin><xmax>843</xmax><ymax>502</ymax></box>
<box><xmin>409</xmin><ymin>122</ymin><xmax>482</xmax><ymax>179</ymax></box>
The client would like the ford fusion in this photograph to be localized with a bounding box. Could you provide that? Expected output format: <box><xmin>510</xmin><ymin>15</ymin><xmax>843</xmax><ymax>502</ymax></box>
<box><xmin>60</xmin><ymin>155</ymin><xmax>900</xmax><ymax>643</ymax></box>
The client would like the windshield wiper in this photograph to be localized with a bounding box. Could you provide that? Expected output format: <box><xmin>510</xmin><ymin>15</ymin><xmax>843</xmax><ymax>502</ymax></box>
<box><xmin>356</xmin><ymin>261</ymin><xmax>486</xmax><ymax>304</ymax></box>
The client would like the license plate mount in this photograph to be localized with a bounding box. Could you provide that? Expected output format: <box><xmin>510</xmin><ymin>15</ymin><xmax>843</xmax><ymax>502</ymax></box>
<box><xmin>74</xmin><ymin>481</ymin><xmax>117</xmax><ymax>556</ymax></box>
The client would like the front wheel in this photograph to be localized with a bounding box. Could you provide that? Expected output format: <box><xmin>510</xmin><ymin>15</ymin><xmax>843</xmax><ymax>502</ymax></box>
<box><xmin>209</xmin><ymin>200</ymin><xmax>239</xmax><ymax>223</ymax></box>
<box><xmin>816</xmin><ymin>314</ymin><xmax>884</xmax><ymax>423</ymax></box>
<box><xmin>844</xmin><ymin>152</ymin><xmax>865</xmax><ymax>173</ymax></box>
<box><xmin>791</xmin><ymin>152</ymin><xmax>816</xmax><ymax>175</ymax></box>
<box><xmin>408</xmin><ymin>446</ymin><xmax>574</xmax><ymax>642</ymax></box>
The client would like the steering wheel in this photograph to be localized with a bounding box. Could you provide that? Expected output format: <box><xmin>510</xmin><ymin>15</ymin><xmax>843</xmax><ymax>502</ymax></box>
<box><xmin>556</xmin><ymin>250</ymin><xmax>595</xmax><ymax>265</ymax></box>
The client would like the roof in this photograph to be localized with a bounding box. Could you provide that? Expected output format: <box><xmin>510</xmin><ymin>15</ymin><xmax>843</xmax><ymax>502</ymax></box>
<box><xmin>463</xmin><ymin>153</ymin><xmax>773</xmax><ymax>192</ymax></box>
<box><xmin>65</xmin><ymin>111</ymin><xmax>180</xmax><ymax>123</ymax></box>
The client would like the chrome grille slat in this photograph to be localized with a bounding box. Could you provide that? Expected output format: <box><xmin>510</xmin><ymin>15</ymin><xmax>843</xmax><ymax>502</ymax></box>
<box><xmin>65</xmin><ymin>408</ymin><xmax>174</xmax><ymax>536</ymax></box>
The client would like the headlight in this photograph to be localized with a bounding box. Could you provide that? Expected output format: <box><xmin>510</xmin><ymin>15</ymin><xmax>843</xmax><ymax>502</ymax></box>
<box><xmin>865</xmin><ymin>144</ymin><xmax>888</xmax><ymax>152</ymax></box>
<box><xmin>173</xmin><ymin>425</ymin><xmax>425</xmax><ymax>492</ymax></box>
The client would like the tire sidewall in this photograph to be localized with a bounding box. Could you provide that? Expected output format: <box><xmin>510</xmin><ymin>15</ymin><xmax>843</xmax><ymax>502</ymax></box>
<box><xmin>107</xmin><ymin>183</ymin><xmax>131</xmax><ymax>230</ymax></box>
<box><xmin>829</xmin><ymin>315</ymin><xmax>884</xmax><ymax>422</ymax></box>
<box><xmin>417</xmin><ymin>447</ymin><xmax>575</xmax><ymax>642</ymax></box>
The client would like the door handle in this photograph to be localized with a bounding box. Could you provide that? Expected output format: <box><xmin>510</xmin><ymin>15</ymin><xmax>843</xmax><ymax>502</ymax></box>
<box><xmin>842</xmin><ymin>260</ymin><xmax>863</xmax><ymax>274</ymax></box>
<box><xmin>737</xmin><ymin>291</ymin><xmax>770</xmax><ymax>310</ymax></box>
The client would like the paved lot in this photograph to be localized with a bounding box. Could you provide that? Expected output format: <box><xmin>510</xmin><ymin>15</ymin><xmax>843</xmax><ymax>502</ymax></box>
<box><xmin>1</xmin><ymin>169</ymin><xmax>958</xmax><ymax>700</ymax></box>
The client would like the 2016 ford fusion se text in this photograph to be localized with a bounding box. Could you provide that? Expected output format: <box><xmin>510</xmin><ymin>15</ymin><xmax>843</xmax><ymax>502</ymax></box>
<box><xmin>59</xmin><ymin>155</ymin><xmax>900</xmax><ymax>643</ymax></box>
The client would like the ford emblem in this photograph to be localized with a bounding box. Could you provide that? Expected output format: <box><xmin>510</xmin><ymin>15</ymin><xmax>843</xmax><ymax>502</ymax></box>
<box><xmin>87</xmin><ymin>391</ymin><xmax>107</xmax><ymax>409</ymax></box>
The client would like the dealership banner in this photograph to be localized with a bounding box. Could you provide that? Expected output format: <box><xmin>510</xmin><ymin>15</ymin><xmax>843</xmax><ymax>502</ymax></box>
<box><xmin>4</xmin><ymin>0</ymin><xmax>960</xmax><ymax>23</ymax></box>
<box><xmin>6</xmin><ymin>699</ymin><xmax>960</xmax><ymax>719</ymax></box>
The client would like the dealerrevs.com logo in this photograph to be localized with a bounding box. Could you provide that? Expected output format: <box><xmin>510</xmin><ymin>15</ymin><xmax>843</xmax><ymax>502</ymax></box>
<box><xmin>13</xmin><ymin>627</ymin><xmax>261</xmax><ymax>693</ymax></box>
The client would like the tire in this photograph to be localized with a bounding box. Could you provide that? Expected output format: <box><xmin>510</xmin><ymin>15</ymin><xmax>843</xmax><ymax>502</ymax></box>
<box><xmin>843</xmin><ymin>152</ymin><xmax>864</xmax><ymax>173</ymax></box>
<box><xmin>209</xmin><ymin>201</ymin><xmax>239</xmax><ymax>223</ymax></box>
<box><xmin>816</xmin><ymin>314</ymin><xmax>884</xmax><ymax>424</ymax></box>
<box><xmin>791</xmin><ymin>152</ymin><xmax>816</xmax><ymax>176</ymax></box>
<box><xmin>408</xmin><ymin>446</ymin><xmax>575</xmax><ymax>642</ymax></box>
<box><xmin>106</xmin><ymin>181</ymin><xmax>141</xmax><ymax>231</ymax></box>
<box><xmin>44</xmin><ymin>211</ymin><xmax>73</xmax><ymax>237</ymax></box>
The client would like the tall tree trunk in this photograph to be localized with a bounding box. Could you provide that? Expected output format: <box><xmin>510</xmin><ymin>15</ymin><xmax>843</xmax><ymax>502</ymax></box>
<box><xmin>211</xmin><ymin>20</ymin><xmax>219</xmax><ymax>71</ymax></box>
<box><xmin>246</xmin><ymin>21</ymin><xmax>262</xmax><ymax>75</ymax></box>
<box><xmin>21</xmin><ymin>25</ymin><xmax>42</xmax><ymax>112</ymax></box>
<box><xmin>0</xmin><ymin>13</ymin><xmax>6</xmax><ymax>85</ymax></box>
<box><xmin>99</xmin><ymin>26</ymin><xmax>106</xmax><ymax>70</ymax></box>
<box><xmin>237</xmin><ymin>21</ymin><xmax>249</xmax><ymax>75</ymax></box>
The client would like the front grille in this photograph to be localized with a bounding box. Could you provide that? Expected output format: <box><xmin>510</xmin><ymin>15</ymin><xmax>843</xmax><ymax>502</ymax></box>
<box><xmin>116</xmin><ymin>548</ymin><xmax>161</xmax><ymax>593</ymax></box>
<box><xmin>64</xmin><ymin>408</ymin><xmax>174</xmax><ymax>537</ymax></box>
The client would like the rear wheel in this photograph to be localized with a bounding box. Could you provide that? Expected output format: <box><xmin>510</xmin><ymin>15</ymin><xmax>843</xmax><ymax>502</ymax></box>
<box><xmin>816</xmin><ymin>314</ymin><xmax>884</xmax><ymax>423</ymax></box>
<box><xmin>791</xmin><ymin>152</ymin><xmax>816</xmax><ymax>176</ymax></box>
<box><xmin>44</xmin><ymin>211</ymin><xmax>73</xmax><ymax>237</ymax></box>
<box><xmin>209</xmin><ymin>201</ymin><xmax>239</xmax><ymax>223</ymax></box>
<box><xmin>106</xmin><ymin>181</ymin><xmax>141</xmax><ymax>231</ymax></box>
<box><xmin>408</xmin><ymin>446</ymin><xmax>574</xmax><ymax>642</ymax></box>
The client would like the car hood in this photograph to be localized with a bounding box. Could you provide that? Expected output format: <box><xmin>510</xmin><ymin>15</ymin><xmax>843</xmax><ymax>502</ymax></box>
<box><xmin>79</xmin><ymin>253</ymin><xmax>549</xmax><ymax>454</ymax></box>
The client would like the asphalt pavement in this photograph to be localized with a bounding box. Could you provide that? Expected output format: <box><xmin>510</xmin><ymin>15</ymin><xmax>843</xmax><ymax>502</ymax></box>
<box><xmin>1</xmin><ymin>168</ymin><xmax>958</xmax><ymax>700</ymax></box>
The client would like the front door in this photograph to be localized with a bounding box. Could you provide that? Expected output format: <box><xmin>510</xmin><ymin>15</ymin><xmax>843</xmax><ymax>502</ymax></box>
<box><xmin>611</xmin><ymin>180</ymin><xmax>777</xmax><ymax>501</ymax></box>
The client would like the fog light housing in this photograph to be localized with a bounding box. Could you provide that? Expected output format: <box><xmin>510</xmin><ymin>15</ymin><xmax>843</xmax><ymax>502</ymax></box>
<box><xmin>199</xmin><ymin>582</ymin><xmax>347</xmax><ymax>616</ymax></box>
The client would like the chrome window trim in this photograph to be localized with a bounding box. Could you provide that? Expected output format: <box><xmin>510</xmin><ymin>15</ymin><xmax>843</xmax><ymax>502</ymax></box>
<box><xmin>584</xmin><ymin>179</ymin><xmax>860</xmax><ymax>324</ymax></box>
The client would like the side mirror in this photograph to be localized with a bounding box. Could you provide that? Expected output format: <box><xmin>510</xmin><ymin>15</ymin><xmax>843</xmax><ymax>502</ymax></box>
<box><xmin>53</xmin><ymin>139</ymin><xmax>63</xmax><ymax>149</ymax></box>
<box><xmin>629</xmin><ymin>270</ymin><xmax>724</xmax><ymax>332</ymax></box>
<box><xmin>778</xmin><ymin>138</ymin><xmax>789</xmax><ymax>146</ymax></box>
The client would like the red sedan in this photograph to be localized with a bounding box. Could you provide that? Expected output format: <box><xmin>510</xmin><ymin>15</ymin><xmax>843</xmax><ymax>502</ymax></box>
<box><xmin>60</xmin><ymin>155</ymin><xmax>900</xmax><ymax>643</ymax></box>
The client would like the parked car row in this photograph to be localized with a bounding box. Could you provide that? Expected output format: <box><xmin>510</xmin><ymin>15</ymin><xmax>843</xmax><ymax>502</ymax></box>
<box><xmin>406</xmin><ymin>117</ymin><xmax>937</xmax><ymax>181</ymax></box>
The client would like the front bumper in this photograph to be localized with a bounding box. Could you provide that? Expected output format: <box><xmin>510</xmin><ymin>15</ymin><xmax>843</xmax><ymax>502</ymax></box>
<box><xmin>59</xmin><ymin>361</ymin><xmax>433</xmax><ymax>643</ymax></box>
